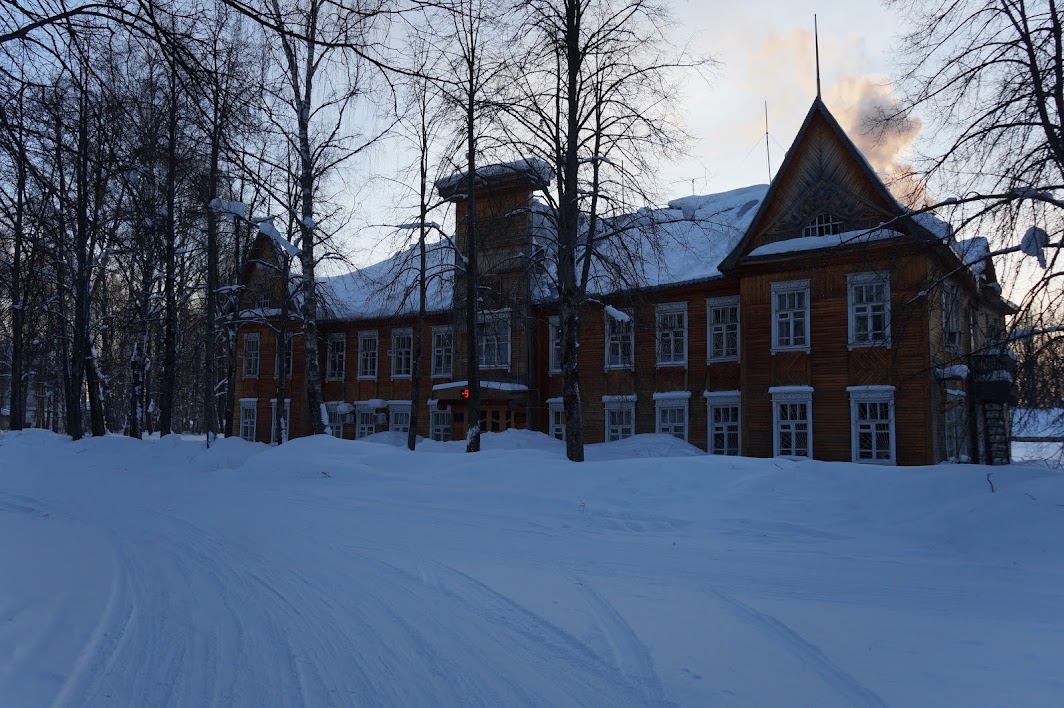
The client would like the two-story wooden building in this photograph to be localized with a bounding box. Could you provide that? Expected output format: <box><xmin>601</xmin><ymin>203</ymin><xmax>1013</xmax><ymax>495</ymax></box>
<box><xmin>233</xmin><ymin>98</ymin><xmax>1017</xmax><ymax>464</ymax></box>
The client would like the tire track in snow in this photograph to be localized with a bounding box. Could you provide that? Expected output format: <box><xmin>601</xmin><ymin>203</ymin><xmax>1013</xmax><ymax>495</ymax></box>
<box><xmin>711</xmin><ymin>590</ymin><xmax>887</xmax><ymax>708</ymax></box>
<box><xmin>567</xmin><ymin>573</ymin><xmax>670</xmax><ymax>706</ymax></box>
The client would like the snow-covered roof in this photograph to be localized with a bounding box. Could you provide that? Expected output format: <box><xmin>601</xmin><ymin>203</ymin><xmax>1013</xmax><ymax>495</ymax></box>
<box><xmin>530</xmin><ymin>184</ymin><xmax>769</xmax><ymax>299</ymax></box>
<box><xmin>951</xmin><ymin>236</ymin><xmax>990</xmax><ymax>275</ymax></box>
<box><xmin>317</xmin><ymin>241</ymin><xmax>454</xmax><ymax>320</ymax></box>
<box><xmin>435</xmin><ymin>158</ymin><xmax>555</xmax><ymax>197</ymax></box>
<box><xmin>746</xmin><ymin>227</ymin><xmax>904</xmax><ymax>258</ymax></box>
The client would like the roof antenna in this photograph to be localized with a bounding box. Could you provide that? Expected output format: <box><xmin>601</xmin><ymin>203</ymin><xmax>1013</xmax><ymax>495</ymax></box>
<box><xmin>764</xmin><ymin>101</ymin><xmax>772</xmax><ymax>182</ymax></box>
<box><xmin>814</xmin><ymin>14</ymin><xmax>822</xmax><ymax>99</ymax></box>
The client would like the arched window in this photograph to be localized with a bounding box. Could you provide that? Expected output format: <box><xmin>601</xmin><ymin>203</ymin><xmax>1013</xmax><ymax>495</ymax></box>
<box><xmin>803</xmin><ymin>213</ymin><xmax>842</xmax><ymax>238</ymax></box>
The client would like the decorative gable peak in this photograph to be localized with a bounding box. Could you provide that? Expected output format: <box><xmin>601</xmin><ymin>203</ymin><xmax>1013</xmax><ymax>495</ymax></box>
<box><xmin>721</xmin><ymin>98</ymin><xmax>911</xmax><ymax>270</ymax></box>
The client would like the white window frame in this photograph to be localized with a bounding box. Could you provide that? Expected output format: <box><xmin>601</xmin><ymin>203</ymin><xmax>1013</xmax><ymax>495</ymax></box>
<box><xmin>603</xmin><ymin>395</ymin><xmax>636</xmax><ymax>442</ymax></box>
<box><xmin>707</xmin><ymin>296</ymin><xmax>740</xmax><ymax>362</ymax></box>
<box><xmin>655</xmin><ymin>302</ymin><xmax>688</xmax><ymax>367</ymax></box>
<box><xmin>242</xmin><ymin>332</ymin><xmax>260</xmax><ymax>378</ymax></box>
<box><xmin>847</xmin><ymin>386</ymin><xmax>896</xmax><ymax>464</ymax></box>
<box><xmin>429</xmin><ymin>404</ymin><xmax>451</xmax><ymax>441</ymax></box>
<box><xmin>770</xmin><ymin>386</ymin><xmax>813</xmax><ymax>459</ymax></box>
<box><xmin>326</xmin><ymin>333</ymin><xmax>346</xmax><ymax>381</ymax></box>
<box><xmin>325</xmin><ymin>401</ymin><xmax>345</xmax><ymax>438</ymax></box>
<box><xmin>239</xmin><ymin>398</ymin><xmax>257</xmax><ymax>442</ymax></box>
<box><xmin>653</xmin><ymin>391</ymin><xmax>690</xmax><ymax>441</ymax></box>
<box><xmin>275</xmin><ymin>333</ymin><xmax>294</xmax><ymax>379</ymax></box>
<box><xmin>803</xmin><ymin>212</ymin><xmax>842</xmax><ymax>238</ymax></box>
<box><xmin>771</xmin><ymin>280</ymin><xmax>810</xmax><ymax>353</ymax></box>
<box><xmin>389</xmin><ymin>402</ymin><xmax>412</xmax><ymax>433</ymax></box>
<box><xmin>847</xmin><ymin>272</ymin><xmax>891</xmax><ymax>348</ymax></box>
<box><xmin>391</xmin><ymin>328</ymin><xmax>413</xmax><ymax>379</ymax></box>
<box><xmin>943</xmin><ymin>284</ymin><xmax>962</xmax><ymax>354</ymax></box>
<box><xmin>705</xmin><ymin>390</ymin><xmax>741</xmax><ymax>456</ymax></box>
<box><xmin>548</xmin><ymin>317</ymin><xmax>562</xmax><ymax>374</ymax></box>
<box><xmin>358</xmin><ymin>331</ymin><xmax>378</xmax><ymax>380</ymax></box>
<box><xmin>431</xmin><ymin>327</ymin><xmax>453</xmax><ymax>378</ymax></box>
<box><xmin>605</xmin><ymin>310</ymin><xmax>634</xmax><ymax>370</ymax></box>
<box><xmin>478</xmin><ymin>310</ymin><xmax>512</xmax><ymax>371</ymax></box>
<box><xmin>354</xmin><ymin>404</ymin><xmax>376</xmax><ymax>439</ymax></box>
<box><xmin>547</xmin><ymin>398</ymin><xmax>565</xmax><ymax>440</ymax></box>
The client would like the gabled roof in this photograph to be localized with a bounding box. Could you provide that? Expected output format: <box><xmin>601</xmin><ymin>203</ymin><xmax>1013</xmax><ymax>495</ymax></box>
<box><xmin>719</xmin><ymin>97</ymin><xmax>940</xmax><ymax>271</ymax></box>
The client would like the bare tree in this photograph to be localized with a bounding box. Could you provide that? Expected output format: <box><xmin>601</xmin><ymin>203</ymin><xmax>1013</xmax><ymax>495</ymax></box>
<box><xmin>886</xmin><ymin>0</ymin><xmax>1063</xmax><ymax>325</ymax></box>
<box><xmin>251</xmin><ymin>0</ymin><xmax>392</xmax><ymax>436</ymax></box>
<box><xmin>501</xmin><ymin>0</ymin><xmax>707</xmax><ymax>461</ymax></box>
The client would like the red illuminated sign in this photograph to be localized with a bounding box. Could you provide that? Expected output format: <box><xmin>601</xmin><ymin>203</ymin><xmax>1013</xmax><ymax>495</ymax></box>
<box><xmin>461</xmin><ymin>388</ymin><xmax>470</xmax><ymax>399</ymax></box>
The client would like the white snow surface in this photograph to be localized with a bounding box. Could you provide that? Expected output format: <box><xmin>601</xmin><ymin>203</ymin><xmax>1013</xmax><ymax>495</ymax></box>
<box><xmin>1</xmin><ymin>429</ymin><xmax>1061</xmax><ymax>706</ymax></box>
<box><xmin>747</xmin><ymin>227</ymin><xmax>903</xmax><ymax>258</ymax></box>
<box><xmin>317</xmin><ymin>241</ymin><xmax>454</xmax><ymax>319</ymax></box>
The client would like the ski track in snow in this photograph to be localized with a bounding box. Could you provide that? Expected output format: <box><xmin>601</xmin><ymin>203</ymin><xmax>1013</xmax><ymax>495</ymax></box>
<box><xmin>710</xmin><ymin>590</ymin><xmax>887</xmax><ymax>708</ymax></box>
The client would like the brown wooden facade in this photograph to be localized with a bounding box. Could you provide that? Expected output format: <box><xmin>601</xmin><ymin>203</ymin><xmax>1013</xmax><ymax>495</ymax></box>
<box><xmin>232</xmin><ymin>99</ymin><xmax>1016</xmax><ymax>464</ymax></box>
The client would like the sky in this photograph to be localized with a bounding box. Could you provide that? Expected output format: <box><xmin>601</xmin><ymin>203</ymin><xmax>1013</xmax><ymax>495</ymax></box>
<box><xmin>665</xmin><ymin>0</ymin><xmax>908</xmax><ymax>195</ymax></box>
<box><xmin>346</xmin><ymin>0</ymin><xmax>913</xmax><ymax>267</ymax></box>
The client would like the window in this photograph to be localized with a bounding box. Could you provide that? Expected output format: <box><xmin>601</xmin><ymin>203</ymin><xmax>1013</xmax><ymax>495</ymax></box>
<box><xmin>432</xmin><ymin>327</ymin><xmax>453</xmax><ymax>378</ymax></box>
<box><xmin>391</xmin><ymin>329</ymin><xmax>413</xmax><ymax>378</ymax></box>
<box><xmin>706</xmin><ymin>391</ymin><xmax>740</xmax><ymax>456</ymax></box>
<box><xmin>848</xmin><ymin>386</ymin><xmax>895</xmax><ymax>464</ymax></box>
<box><xmin>390</xmin><ymin>403</ymin><xmax>411</xmax><ymax>433</ymax></box>
<box><xmin>547</xmin><ymin>399</ymin><xmax>565</xmax><ymax>440</ymax></box>
<box><xmin>478</xmin><ymin>311</ymin><xmax>511</xmax><ymax>370</ymax></box>
<box><xmin>256</xmin><ymin>294</ymin><xmax>273</xmax><ymax>309</ymax></box>
<box><xmin>943</xmin><ymin>284</ymin><xmax>962</xmax><ymax>353</ymax></box>
<box><xmin>270</xmin><ymin>398</ymin><xmax>291</xmax><ymax>444</ymax></box>
<box><xmin>707</xmin><ymin>296</ymin><xmax>740</xmax><ymax>361</ymax></box>
<box><xmin>803</xmin><ymin>212</ymin><xmax>842</xmax><ymax>238</ymax></box>
<box><xmin>771</xmin><ymin>387</ymin><xmax>812</xmax><ymax>458</ymax></box>
<box><xmin>239</xmin><ymin>399</ymin><xmax>257</xmax><ymax>442</ymax></box>
<box><xmin>548</xmin><ymin>317</ymin><xmax>562</xmax><ymax>373</ymax></box>
<box><xmin>771</xmin><ymin>280</ymin><xmax>810</xmax><ymax>352</ymax></box>
<box><xmin>656</xmin><ymin>303</ymin><xmax>687</xmax><ymax>366</ymax></box>
<box><xmin>242</xmin><ymin>332</ymin><xmax>260</xmax><ymax>378</ymax></box>
<box><xmin>430</xmin><ymin>407</ymin><xmax>452</xmax><ymax>441</ymax></box>
<box><xmin>654</xmin><ymin>392</ymin><xmax>689</xmax><ymax>441</ymax></box>
<box><xmin>603</xmin><ymin>396</ymin><xmax>635</xmax><ymax>442</ymax></box>
<box><xmin>358</xmin><ymin>331</ymin><xmax>378</xmax><ymax>379</ymax></box>
<box><xmin>325</xmin><ymin>402</ymin><xmax>345</xmax><ymax>438</ymax></box>
<box><xmin>326</xmin><ymin>333</ymin><xmax>346</xmax><ymax>381</ymax></box>
<box><xmin>605</xmin><ymin>310</ymin><xmax>634</xmax><ymax>369</ymax></box>
<box><xmin>355</xmin><ymin>407</ymin><xmax>376</xmax><ymax>439</ymax></box>
<box><xmin>275</xmin><ymin>333</ymin><xmax>294</xmax><ymax>379</ymax></box>
<box><xmin>848</xmin><ymin>272</ymin><xmax>891</xmax><ymax>347</ymax></box>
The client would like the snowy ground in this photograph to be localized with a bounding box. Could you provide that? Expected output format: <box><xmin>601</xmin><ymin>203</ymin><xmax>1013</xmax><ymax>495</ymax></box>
<box><xmin>1</xmin><ymin>430</ymin><xmax>1062</xmax><ymax>707</ymax></box>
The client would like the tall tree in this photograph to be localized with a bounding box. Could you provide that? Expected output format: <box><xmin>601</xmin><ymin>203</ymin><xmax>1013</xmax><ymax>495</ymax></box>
<box><xmin>252</xmin><ymin>0</ymin><xmax>392</xmax><ymax>436</ymax></box>
<box><xmin>886</xmin><ymin>0</ymin><xmax>1063</xmax><ymax>330</ymax></box>
<box><xmin>503</xmin><ymin>0</ymin><xmax>706</xmax><ymax>460</ymax></box>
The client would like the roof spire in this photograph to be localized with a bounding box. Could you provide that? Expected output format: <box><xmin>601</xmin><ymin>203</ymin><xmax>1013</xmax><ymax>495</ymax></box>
<box><xmin>814</xmin><ymin>14</ymin><xmax>822</xmax><ymax>99</ymax></box>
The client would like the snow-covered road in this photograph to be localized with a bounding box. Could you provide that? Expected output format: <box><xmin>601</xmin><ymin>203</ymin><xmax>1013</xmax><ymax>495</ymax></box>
<box><xmin>1</xmin><ymin>429</ymin><xmax>1062</xmax><ymax>707</ymax></box>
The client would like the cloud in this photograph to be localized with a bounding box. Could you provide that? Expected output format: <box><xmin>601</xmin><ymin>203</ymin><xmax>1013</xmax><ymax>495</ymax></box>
<box><xmin>743</xmin><ymin>32</ymin><xmax>928</xmax><ymax>204</ymax></box>
<box><xmin>825</xmin><ymin>77</ymin><xmax>921</xmax><ymax>174</ymax></box>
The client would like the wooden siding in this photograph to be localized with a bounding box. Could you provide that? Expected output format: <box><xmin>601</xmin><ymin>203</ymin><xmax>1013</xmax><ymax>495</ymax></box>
<box><xmin>736</xmin><ymin>241</ymin><xmax>934</xmax><ymax>464</ymax></box>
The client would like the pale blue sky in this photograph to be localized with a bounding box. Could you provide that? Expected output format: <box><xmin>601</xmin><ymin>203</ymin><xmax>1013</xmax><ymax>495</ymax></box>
<box><xmin>666</xmin><ymin>0</ymin><xmax>905</xmax><ymax>195</ymax></box>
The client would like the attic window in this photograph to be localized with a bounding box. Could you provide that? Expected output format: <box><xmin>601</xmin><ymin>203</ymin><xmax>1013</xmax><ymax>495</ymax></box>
<box><xmin>803</xmin><ymin>213</ymin><xmax>842</xmax><ymax>238</ymax></box>
<box><xmin>256</xmin><ymin>294</ymin><xmax>273</xmax><ymax>309</ymax></box>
